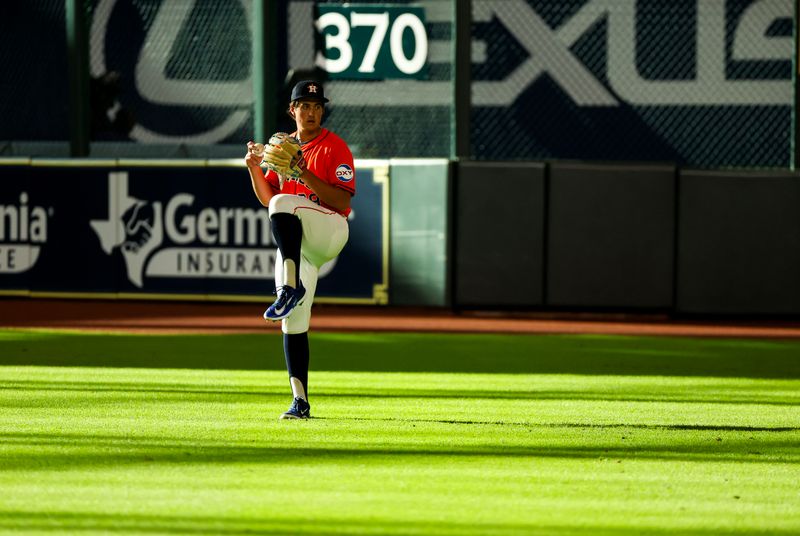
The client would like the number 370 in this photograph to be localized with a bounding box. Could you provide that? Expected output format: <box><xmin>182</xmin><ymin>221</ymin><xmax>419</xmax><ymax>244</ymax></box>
<box><xmin>315</xmin><ymin>11</ymin><xmax>428</xmax><ymax>75</ymax></box>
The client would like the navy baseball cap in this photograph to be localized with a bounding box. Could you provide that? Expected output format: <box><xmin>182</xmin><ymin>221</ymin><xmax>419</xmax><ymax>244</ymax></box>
<box><xmin>290</xmin><ymin>80</ymin><xmax>329</xmax><ymax>103</ymax></box>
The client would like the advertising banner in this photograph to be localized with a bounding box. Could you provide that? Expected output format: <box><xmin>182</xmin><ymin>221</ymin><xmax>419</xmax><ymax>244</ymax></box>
<box><xmin>0</xmin><ymin>160</ymin><xmax>388</xmax><ymax>303</ymax></box>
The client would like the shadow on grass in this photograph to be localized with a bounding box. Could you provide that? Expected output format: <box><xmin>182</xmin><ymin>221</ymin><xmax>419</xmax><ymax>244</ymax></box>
<box><xmin>1</xmin><ymin>331</ymin><xmax>800</xmax><ymax>378</ymax></box>
<box><xmin>320</xmin><ymin>418</ymin><xmax>800</xmax><ymax>433</ymax></box>
<box><xmin>1</xmin><ymin>427</ymin><xmax>799</xmax><ymax>471</ymax></box>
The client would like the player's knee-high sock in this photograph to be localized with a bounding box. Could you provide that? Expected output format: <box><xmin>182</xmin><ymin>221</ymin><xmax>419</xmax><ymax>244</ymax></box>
<box><xmin>284</xmin><ymin>332</ymin><xmax>309</xmax><ymax>400</ymax></box>
<box><xmin>271</xmin><ymin>213</ymin><xmax>302</xmax><ymax>289</ymax></box>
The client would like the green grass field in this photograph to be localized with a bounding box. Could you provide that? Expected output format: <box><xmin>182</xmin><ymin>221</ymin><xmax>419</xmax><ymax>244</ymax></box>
<box><xmin>1</xmin><ymin>328</ymin><xmax>799</xmax><ymax>535</ymax></box>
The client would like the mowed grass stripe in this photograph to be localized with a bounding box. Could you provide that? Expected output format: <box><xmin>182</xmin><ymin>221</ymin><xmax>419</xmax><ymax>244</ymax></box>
<box><xmin>0</xmin><ymin>330</ymin><xmax>799</xmax><ymax>534</ymax></box>
<box><xmin>1</xmin><ymin>328</ymin><xmax>800</xmax><ymax>377</ymax></box>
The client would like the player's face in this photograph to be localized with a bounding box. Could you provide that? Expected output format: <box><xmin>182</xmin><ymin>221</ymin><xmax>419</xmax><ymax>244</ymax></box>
<box><xmin>292</xmin><ymin>100</ymin><xmax>324</xmax><ymax>135</ymax></box>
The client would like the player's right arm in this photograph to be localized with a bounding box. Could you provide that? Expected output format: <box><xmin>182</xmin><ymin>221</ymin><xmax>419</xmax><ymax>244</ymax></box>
<box><xmin>245</xmin><ymin>141</ymin><xmax>280</xmax><ymax>207</ymax></box>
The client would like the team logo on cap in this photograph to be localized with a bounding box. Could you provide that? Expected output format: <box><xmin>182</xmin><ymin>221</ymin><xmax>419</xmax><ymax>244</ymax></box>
<box><xmin>335</xmin><ymin>164</ymin><xmax>354</xmax><ymax>182</ymax></box>
<box><xmin>308</xmin><ymin>84</ymin><xmax>318</xmax><ymax>93</ymax></box>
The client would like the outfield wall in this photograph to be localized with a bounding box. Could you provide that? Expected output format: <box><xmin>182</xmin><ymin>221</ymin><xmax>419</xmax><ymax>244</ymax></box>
<box><xmin>452</xmin><ymin>162</ymin><xmax>800</xmax><ymax>316</ymax></box>
<box><xmin>1</xmin><ymin>160</ymin><xmax>798</xmax><ymax>316</ymax></box>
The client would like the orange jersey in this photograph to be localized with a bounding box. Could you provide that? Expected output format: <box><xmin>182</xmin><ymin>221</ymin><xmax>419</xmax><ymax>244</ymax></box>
<box><xmin>264</xmin><ymin>128</ymin><xmax>355</xmax><ymax>216</ymax></box>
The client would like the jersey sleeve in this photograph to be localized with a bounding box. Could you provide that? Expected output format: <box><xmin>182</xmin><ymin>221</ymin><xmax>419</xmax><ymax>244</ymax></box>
<box><xmin>329</xmin><ymin>138</ymin><xmax>356</xmax><ymax>196</ymax></box>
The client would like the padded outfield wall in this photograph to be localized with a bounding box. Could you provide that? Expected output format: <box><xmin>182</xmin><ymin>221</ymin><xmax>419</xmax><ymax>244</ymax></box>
<box><xmin>453</xmin><ymin>162</ymin><xmax>800</xmax><ymax>316</ymax></box>
<box><xmin>1</xmin><ymin>159</ymin><xmax>798</xmax><ymax>316</ymax></box>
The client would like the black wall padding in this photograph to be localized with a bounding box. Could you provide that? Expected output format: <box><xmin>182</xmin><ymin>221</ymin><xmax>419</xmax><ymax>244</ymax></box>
<box><xmin>546</xmin><ymin>163</ymin><xmax>676</xmax><ymax>309</ymax></box>
<box><xmin>677</xmin><ymin>171</ymin><xmax>800</xmax><ymax>315</ymax></box>
<box><xmin>455</xmin><ymin>162</ymin><xmax>545</xmax><ymax>307</ymax></box>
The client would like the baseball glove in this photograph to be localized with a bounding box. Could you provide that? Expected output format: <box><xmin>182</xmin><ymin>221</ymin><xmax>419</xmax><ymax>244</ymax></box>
<box><xmin>263</xmin><ymin>132</ymin><xmax>305</xmax><ymax>179</ymax></box>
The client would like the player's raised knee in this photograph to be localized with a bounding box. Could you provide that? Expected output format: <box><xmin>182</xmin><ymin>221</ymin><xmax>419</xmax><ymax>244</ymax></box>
<box><xmin>268</xmin><ymin>193</ymin><xmax>300</xmax><ymax>216</ymax></box>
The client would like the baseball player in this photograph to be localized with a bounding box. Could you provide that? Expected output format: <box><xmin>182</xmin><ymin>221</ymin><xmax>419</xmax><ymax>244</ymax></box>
<box><xmin>244</xmin><ymin>80</ymin><xmax>355</xmax><ymax>419</ymax></box>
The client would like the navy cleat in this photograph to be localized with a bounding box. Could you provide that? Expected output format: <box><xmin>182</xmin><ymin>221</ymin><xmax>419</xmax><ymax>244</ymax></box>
<box><xmin>279</xmin><ymin>397</ymin><xmax>311</xmax><ymax>420</ymax></box>
<box><xmin>263</xmin><ymin>284</ymin><xmax>306</xmax><ymax>322</ymax></box>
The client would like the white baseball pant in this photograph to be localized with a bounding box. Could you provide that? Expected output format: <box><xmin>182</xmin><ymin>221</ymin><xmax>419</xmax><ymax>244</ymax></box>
<box><xmin>268</xmin><ymin>194</ymin><xmax>349</xmax><ymax>334</ymax></box>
